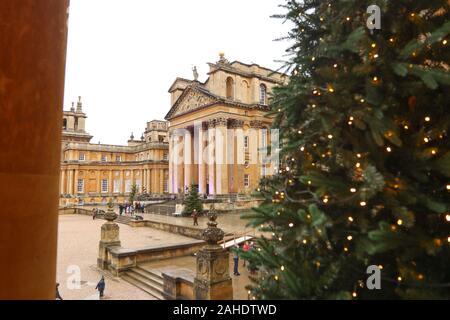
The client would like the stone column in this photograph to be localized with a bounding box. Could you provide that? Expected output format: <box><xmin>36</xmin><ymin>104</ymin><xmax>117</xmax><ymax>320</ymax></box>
<box><xmin>60</xmin><ymin>170</ymin><xmax>66</xmax><ymax>194</ymax></box>
<box><xmin>184</xmin><ymin>129</ymin><xmax>192</xmax><ymax>190</ymax></box>
<box><xmin>215</xmin><ymin>118</ymin><xmax>228</xmax><ymax>195</ymax></box>
<box><xmin>249</xmin><ymin>121</ymin><xmax>262</xmax><ymax>192</ymax></box>
<box><xmin>97</xmin><ymin>201</ymin><xmax>121</xmax><ymax>274</ymax></box>
<box><xmin>198</xmin><ymin>123</ymin><xmax>207</xmax><ymax>195</ymax></box>
<box><xmin>73</xmin><ymin>169</ymin><xmax>79</xmax><ymax>197</ymax></box>
<box><xmin>207</xmin><ymin>120</ymin><xmax>216</xmax><ymax>195</ymax></box>
<box><xmin>0</xmin><ymin>0</ymin><xmax>69</xmax><ymax>300</ymax></box>
<box><xmin>193</xmin><ymin>211</ymin><xmax>233</xmax><ymax>300</ymax></box>
<box><xmin>160</xmin><ymin>169</ymin><xmax>164</xmax><ymax>194</ymax></box>
<box><xmin>173</xmin><ymin>134</ymin><xmax>181</xmax><ymax>194</ymax></box>
<box><xmin>229</xmin><ymin>120</ymin><xmax>244</xmax><ymax>193</ymax></box>
<box><xmin>148</xmin><ymin>168</ymin><xmax>151</xmax><ymax>193</ymax></box>
<box><xmin>168</xmin><ymin>133</ymin><xmax>174</xmax><ymax>193</ymax></box>
<box><xmin>96</xmin><ymin>170</ymin><xmax>101</xmax><ymax>194</ymax></box>
<box><xmin>109</xmin><ymin>170</ymin><xmax>113</xmax><ymax>195</ymax></box>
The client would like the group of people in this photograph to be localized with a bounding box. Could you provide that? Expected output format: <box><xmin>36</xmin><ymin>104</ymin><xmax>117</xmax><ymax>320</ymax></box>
<box><xmin>118</xmin><ymin>202</ymin><xmax>145</xmax><ymax>215</ymax></box>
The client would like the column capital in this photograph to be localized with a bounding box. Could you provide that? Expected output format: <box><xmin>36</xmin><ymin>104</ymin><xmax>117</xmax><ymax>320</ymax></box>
<box><xmin>249</xmin><ymin>120</ymin><xmax>264</xmax><ymax>129</ymax></box>
<box><xmin>215</xmin><ymin>117</ymin><xmax>228</xmax><ymax>127</ymax></box>
<box><xmin>228</xmin><ymin>119</ymin><xmax>244</xmax><ymax>129</ymax></box>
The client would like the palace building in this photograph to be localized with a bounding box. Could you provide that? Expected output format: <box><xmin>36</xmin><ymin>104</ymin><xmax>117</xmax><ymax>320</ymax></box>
<box><xmin>59</xmin><ymin>98</ymin><xmax>169</xmax><ymax>206</ymax></box>
<box><xmin>166</xmin><ymin>53</ymin><xmax>287</xmax><ymax>196</ymax></box>
<box><xmin>59</xmin><ymin>54</ymin><xmax>286</xmax><ymax>205</ymax></box>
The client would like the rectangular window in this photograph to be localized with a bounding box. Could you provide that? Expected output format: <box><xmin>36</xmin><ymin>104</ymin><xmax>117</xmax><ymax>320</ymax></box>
<box><xmin>101</xmin><ymin>155</ymin><xmax>107</xmax><ymax>162</ymax></box>
<box><xmin>163</xmin><ymin>180</ymin><xmax>168</xmax><ymax>193</ymax></box>
<box><xmin>244</xmin><ymin>136</ymin><xmax>249</xmax><ymax>149</ymax></box>
<box><xmin>125</xmin><ymin>180</ymin><xmax>131</xmax><ymax>193</ymax></box>
<box><xmin>79</xmin><ymin>153</ymin><xmax>86</xmax><ymax>161</ymax></box>
<box><xmin>244</xmin><ymin>174</ymin><xmax>250</xmax><ymax>187</ymax></box>
<box><xmin>101</xmin><ymin>179</ymin><xmax>108</xmax><ymax>193</ymax></box>
<box><xmin>163</xmin><ymin>152</ymin><xmax>168</xmax><ymax>161</ymax></box>
<box><xmin>113</xmin><ymin>180</ymin><xmax>121</xmax><ymax>193</ymax></box>
<box><xmin>77</xmin><ymin>179</ymin><xmax>84</xmax><ymax>193</ymax></box>
<box><xmin>136</xmin><ymin>180</ymin><xmax>142</xmax><ymax>192</ymax></box>
<box><xmin>116</xmin><ymin>155</ymin><xmax>121</xmax><ymax>162</ymax></box>
<box><xmin>261</xmin><ymin>130</ymin><xmax>267</xmax><ymax>148</ymax></box>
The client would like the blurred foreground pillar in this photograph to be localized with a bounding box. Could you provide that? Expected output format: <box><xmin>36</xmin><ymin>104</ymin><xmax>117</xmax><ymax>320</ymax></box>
<box><xmin>0</xmin><ymin>0</ymin><xmax>70</xmax><ymax>299</ymax></box>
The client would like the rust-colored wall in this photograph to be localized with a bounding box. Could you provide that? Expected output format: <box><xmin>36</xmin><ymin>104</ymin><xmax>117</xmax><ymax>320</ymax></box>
<box><xmin>0</xmin><ymin>0</ymin><xmax>69</xmax><ymax>299</ymax></box>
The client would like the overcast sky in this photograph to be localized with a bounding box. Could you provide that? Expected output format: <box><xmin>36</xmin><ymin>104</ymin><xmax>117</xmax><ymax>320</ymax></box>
<box><xmin>63</xmin><ymin>0</ymin><xmax>292</xmax><ymax>145</ymax></box>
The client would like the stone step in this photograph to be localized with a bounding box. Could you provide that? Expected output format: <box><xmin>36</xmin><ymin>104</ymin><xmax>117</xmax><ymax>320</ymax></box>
<box><xmin>127</xmin><ymin>270</ymin><xmax>164</xmax><ymax>292</ymax></box>
<box><xmin>130</xmin><ymin>267</ymin><xmax>164</xmax><ymax>287</ymax></box>
<box><xmin>121</xmin><ymin>273</ymin><xmax>165</xmax><ymax>300</ymax></box>
<box><xmin>135</xmin><ymin>266</ymin><xmax>164</xmax><ymax>281</ymax></box>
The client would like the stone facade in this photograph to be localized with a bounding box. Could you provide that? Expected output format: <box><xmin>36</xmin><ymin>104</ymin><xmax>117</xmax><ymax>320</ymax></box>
<box><xmin>60</xmin><ymin>100</ymin><xmax>169</xmax><ymax>206</ymax></box>
<box><xmin>166</xmin><ymin>54</ymin><xmax>288</xmax><ymax>196</ymax></box>
<box><xmin>60</xmin><ymin>54</ymin><xmax>287</xmax><ymax>205</ymax></box>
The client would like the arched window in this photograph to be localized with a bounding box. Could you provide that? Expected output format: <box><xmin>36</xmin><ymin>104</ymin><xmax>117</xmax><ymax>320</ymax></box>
<box><xmin>259</xmin><ymin>84</ymin><xmax>267</xmax><ymax>105</ymax></box>
<box><xmin>241</xmin><ymin>80</ymin><xmax>249</xmax><ymax>102</ymax></box>
<box><xmin>226</xmin><ymin>77</ymin><xmax>234</xmax><ymax>100</ymax></box>
<box><xmin>62</xmin><ymin>118</ymin><xmax>67</xmax><ymax>130</ymax></box>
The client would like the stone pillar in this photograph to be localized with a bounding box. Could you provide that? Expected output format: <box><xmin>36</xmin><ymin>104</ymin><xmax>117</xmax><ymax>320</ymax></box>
<box><xmin>198</xmin><ymin>124</ymin><xmax>207</xmax><ymax>195</ymax></box>
<box><xmin>60</xmin><ymin>170</ymin><xmax>66</xmax><ymax>194</ymax></box>
<box><xmin>96</xmin><ymin>170</ymin><xmax>101</xmax><ymax>194</ymax></box>
<box><xmin>173</xmin><ymin>134</ymin><xmax>181</xmax><ymax>194</ymax></box>
<box><xmin>184</xmin><ymin>129</ymin><xmax>192</xmax><ymax>190</ymax></box>
<box><xmin>193</xmin><ymin>211</ymin><xmax>233</xmax><ymax>300</ymax></box>
<box><xmin>207</xmin><ymin>121</ymin><xmax>215</xmax><ymax>195</ymax></box>
<box><xmin>215</xmin><ymin>118</ymin><xmax>228</xmax><ymax>195</ymax></box>
<box><xmin>229</xmin><ymin>120</ymin><xmax>244</xmax><ymax>193</ymax></box>
<box><xmin>109</xmin><ymin>170</ymin><xmax>113</xmax><ymax>195</ymax></box>
<box><xmin>160</xmin><ymin>169</ymin><xmax>164</xmax><ymax>194</ymax></box>
<box><xmin>249</xmin><ymin>121</ymin><xmax>262</xmax><ymax>193</ymax></box>
<box><xmin>147</xmin><ymin>169</ymin><xmax>153</xmax><ymax>194</ymax></box>
<box><xmin>168</xmin><ymin>133</ymin><xmax>174</xmax><ymax>193</ymax></box>
<box><xmin>0</xmin><ymin>0</ymin><xmax>70</xmax><ymax>299</ymax></box>
<box><xmin>97</xmin><ymin>201</ymin><xmax>121</xmax><ymax>272</ymax></box>
<box><xmin>73</xmin><ymin>169</ymin><xmax>79</xmax><ymax>197</ymax></box>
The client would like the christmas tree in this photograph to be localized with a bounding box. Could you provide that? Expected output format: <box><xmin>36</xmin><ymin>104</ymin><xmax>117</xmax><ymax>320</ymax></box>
<box><xmin>243</xmin><ymin>0</ymin><xmax>450</xmax><ymax>299</ymax></box>
<box><xmin>182</xmin><ymin>184</ymin><xmax>203</xmax><ymax>217</ymax></box>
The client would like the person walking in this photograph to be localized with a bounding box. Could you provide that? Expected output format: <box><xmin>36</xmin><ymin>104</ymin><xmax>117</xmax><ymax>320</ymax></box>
<box><xmin>56</xmin><ymin>283</ymin><xmax>63</xmax><ymax>300</ymax></box>
<box><xmin>119</xmin><ymin>204</ymin><xmax>124</xmax><ymax>216</ymax></box>
<box><xmin>192</xmin><ymin>209</ymin><xmax>199</xmax><ymax>226</ymax></box>
<box><xmin>95</xmin><ymin>276</ymin><xmax>106</xmax><ymax>298</ymax></box>
<box><xmin>233</xmin><ymin>244</ymin><xmax>241</xmax><ymax>276</ymax></box>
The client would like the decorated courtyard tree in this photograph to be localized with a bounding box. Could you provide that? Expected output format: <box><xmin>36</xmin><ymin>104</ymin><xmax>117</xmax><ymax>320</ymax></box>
<box><xmin>243</xmin><ymin>0</ymin><xmax>450</xmax><ymax>299</ymax></box>
<box><xmin>182</xmin><ymin>185</ymin><xmax>203</xmax><ymax>217</ymax></box>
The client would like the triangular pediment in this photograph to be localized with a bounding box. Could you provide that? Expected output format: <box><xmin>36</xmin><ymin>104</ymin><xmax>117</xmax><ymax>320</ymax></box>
<box><xmin>165</xmin><ymin>86</ymin><xmax>218</xmax><ymax>120</ymax></box>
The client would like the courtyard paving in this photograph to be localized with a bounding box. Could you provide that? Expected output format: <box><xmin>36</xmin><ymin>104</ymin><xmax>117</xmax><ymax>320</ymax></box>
<box><xmin>57</xmin><ymin>214</ymin><xmax>257</xmax><ymax>300</ymax></box>
<box><xmin>57</xmin><ymin>214</ymin><xmax>192</xmax><ymax>300</ymax></box>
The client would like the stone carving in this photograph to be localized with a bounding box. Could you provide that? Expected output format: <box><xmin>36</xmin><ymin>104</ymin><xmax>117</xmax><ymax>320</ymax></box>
<box><xmin>201</xmin><ymin>209</ymin><xmax>225</xmax><ymax>247</ymax></box>
<box><xmin>192</xmin><ymin>66</ymin><xmax>199</xmax><ymax>81</ymax></box>
<box><xmin>250</xmin><ymin>120</ymin><xmax>264</xmax><ymax>128</ymax></box>
<box><xmin>174</xmin><ymin>90</ymin><xmax>215</xmax><ymax>117</ymax></box>
<box><xmin>214</xmin><ymin>117</ymin><xmax>228</xmax><ymax>127</ymax></box>
<box><xmin>104</xmin><ymin>198</ymin><xmax>117</xmax><ymax>222</ymax></box>
<box><xmin>228</xmin><ymin>119</ymin><xmax>244</xmax><ymax>129</ymax></box>
<box><xmin>193</xmin><ymin>208</ymin><xmax>233</xmax><ymax>300</ymax></box>
<box><xmin>97</xmin><ymin>198</ymin><xmax>121</xmax><ymax>271</ymax></box>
